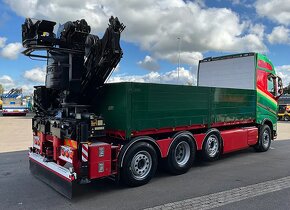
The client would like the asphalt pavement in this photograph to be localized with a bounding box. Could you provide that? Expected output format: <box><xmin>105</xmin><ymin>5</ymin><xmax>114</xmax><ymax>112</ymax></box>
<box><xmin>0</xmin><ymin>116</ymin><xmax>290</xmax><ymax>210</ymax></box>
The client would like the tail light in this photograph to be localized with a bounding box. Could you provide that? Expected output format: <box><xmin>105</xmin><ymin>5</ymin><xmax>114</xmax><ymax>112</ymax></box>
<box><xmin>59</xmin><ymin>146</ymin><xmax>75</xmax><ymax>163</ymax></box>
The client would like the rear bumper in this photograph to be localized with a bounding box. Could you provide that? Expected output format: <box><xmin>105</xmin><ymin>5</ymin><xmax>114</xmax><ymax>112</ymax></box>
<box><xmin>29</xmin><ymin>152</ymin><xmax>77</xmax><ymax>199</ymax></box>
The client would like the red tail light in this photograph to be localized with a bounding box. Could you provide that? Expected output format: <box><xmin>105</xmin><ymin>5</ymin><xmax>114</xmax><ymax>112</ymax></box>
<box><xmin>59</xmin><ymin>146</ymin><xmax>74</xmax><ymax>163</ymax></box>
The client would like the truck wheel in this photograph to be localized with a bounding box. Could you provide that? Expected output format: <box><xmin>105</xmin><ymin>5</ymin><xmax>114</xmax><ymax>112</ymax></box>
<box><xmin>121</xmin><ymin>142</ymin><xmax>157</xmax><ymax>187</ymax></box>
<box><xmin>165</xmin><ymin>135</ymin><xmax>196</xmax><ymax>175</ymax></box>
<box><xmin>202</xmin><ymin>133</ymin><xmax>222</xmax><ymax>161</ymax></box>
<box><xmin>254</xmin><ymin>125</ymin><xmax>271</xmax><ymax>152</ymax></box>
<box><xmin>285</xmin><ymin>115</ymin><xmax>290</xmax><ymax>121</ymax></box>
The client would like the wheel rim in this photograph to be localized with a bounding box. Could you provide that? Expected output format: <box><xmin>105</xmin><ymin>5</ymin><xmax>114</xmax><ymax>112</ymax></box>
<box><xmin>130</xmin><ymin>151</ymin><xmax>152</xmax><ymax>180</ymax></box>
<box><xmin>174</xmin><ymin>141</ymin><xmax>191</xmax><ymax>166</ymax></box>
<box><xmin>262</xmin><ymin>129</ymin><xmax>270</xmax><ymax>148</ymax></box>
<box><xmin>206</xmin><ymin>135</ymin><xmax>219</xmax><ymax>157</ymax></box>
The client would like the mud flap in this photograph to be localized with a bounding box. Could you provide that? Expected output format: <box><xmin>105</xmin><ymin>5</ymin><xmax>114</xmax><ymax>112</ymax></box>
<box><xmin>29</xmin><ymin>156</ymin><xmax>77</xmax><ymax>199</ymax></box>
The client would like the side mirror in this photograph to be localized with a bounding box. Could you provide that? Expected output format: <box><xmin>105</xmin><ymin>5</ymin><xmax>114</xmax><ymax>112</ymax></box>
<box><xmin>275</xmin><ymin>76</ymin><xmax>283</xmax><ymax>100</ymax></box>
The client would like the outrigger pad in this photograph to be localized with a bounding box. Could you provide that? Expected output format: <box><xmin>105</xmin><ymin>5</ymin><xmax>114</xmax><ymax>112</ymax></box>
<box><xmin>29</xmin><ymin>159</ymin><xmax>76</xmax><ymax>199</ymax></box>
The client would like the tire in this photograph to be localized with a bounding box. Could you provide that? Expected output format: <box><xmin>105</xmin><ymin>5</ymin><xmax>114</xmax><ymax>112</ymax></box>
<box><xmin>202</xmin><ymin>132</ymin><xmax>222</xmax><ymax>161</ymax></box>
<box><xmin>165</xmin><ymin>134</ymin><xmax>196</xmax><ymax>175</ymax></box>
<box><xmin>254</xmin><ymin>124</ymin><xmax>271</xmax><ymax>152</ymax></box>
<box><xmin>285</xmin><ymin>115</ymin><xmax>290</xmax><ymax>121</ymax></box>
<box><xmin>121</xmin><ymin>142</ymin><xmax>157</xmax><ymax>187</ymax></box>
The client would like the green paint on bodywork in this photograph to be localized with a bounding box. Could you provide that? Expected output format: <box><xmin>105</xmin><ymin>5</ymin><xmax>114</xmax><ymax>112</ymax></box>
<box><xmin>256</xmin><ymin>90</ymin><xmax>277</xmax><ymax>124</ymax></box>
<box><xmin>256</xmin><ymin>53</ymin><xmax>278</xmax><ymax>133</ymax></box>
<box><xmin>96</xmin><ymin>82</ymin><xmax>256</xmax><ymax>139</ymax></box>
<box><xmin>257</xmin><ymin>53</ymin><xmax>276</xmax><ymax>74</ymax></box>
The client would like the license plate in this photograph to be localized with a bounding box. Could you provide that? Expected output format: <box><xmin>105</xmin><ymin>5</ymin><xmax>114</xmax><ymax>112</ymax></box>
<box><xmin>13</xmin><ymin>110</ymin><xmax>19</xmax><ymax>112</ymax></box>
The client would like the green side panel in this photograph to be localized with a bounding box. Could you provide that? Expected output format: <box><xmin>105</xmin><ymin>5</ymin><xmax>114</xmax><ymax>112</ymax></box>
<box><xmin>96</xmin><ymin>82</ymin><xmax>257</xmax><ymax>139</ymax></box>
<box><xmin>210</xmin><ymin>88</ymin><xmax>256</xmax><ymax>124</ymax></box>
<box><xmin>130</xmin><ymin>83</ymin><xmax>210</xmax><ymax>132</ymax></box>
<box><xmin>95</xmin><ymin>83</ymin><xmax>131</xmax><ymax>133</ymax></box>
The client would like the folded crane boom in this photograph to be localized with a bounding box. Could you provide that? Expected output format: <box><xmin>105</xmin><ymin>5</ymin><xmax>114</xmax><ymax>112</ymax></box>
<box><xmin>22</xmin><ymin>16</ymin><xmax>125</xmax><ymax>114</ymax></box>
<box><xmin>82</xmin><ymin>17</ymin><xmax>125</xmax><ymax>96</ymax></box>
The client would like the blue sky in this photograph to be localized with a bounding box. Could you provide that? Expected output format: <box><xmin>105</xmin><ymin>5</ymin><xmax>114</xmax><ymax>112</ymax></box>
<box><xmin>0</xmin><ymin>0</ymin><xmax>289</xmax><ymax>93</ymax></box>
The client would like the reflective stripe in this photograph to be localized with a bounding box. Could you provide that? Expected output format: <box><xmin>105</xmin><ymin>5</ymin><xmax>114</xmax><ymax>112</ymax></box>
<box><xmin>82</xmin><ymin>144</ymin><xmax>88</xmax><ymax>162</ymax></box>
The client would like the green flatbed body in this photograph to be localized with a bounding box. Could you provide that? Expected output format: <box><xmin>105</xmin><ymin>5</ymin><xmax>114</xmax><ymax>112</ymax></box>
<box><xmin>95</xmin><ymin>82</ymin><xmax>256</xmax><ymax>139</ymax></box>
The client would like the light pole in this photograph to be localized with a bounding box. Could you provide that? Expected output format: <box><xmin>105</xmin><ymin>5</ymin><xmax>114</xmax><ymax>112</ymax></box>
<box><xmin>177</xmin><ymin>37</ymin><xmax>181</xmax><ymax>84</ymax></box>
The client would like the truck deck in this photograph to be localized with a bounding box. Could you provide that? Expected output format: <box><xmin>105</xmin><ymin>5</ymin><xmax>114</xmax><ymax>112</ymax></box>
<box><xmin>95</xmin><ymin>82</ymin><xmax>256</xmax><ymax>139</ymax></box>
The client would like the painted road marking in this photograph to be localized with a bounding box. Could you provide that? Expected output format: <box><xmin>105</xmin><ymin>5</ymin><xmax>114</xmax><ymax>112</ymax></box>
<box><xmin>145</xmin><ymin>176</ymin><xmax>290</xmax><ymax>210</ymax></box>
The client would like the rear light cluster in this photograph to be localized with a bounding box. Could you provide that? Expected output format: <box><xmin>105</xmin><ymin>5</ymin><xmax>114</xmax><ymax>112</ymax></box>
<box><xmin>33</xmin><ymin>136</ymin><xmax>41</xmax><ymax>149</ymax></box>
<box><xmin>59</xmin><ymin>146</ymin><xmax>74</xmax><ymax>163</ymax></box>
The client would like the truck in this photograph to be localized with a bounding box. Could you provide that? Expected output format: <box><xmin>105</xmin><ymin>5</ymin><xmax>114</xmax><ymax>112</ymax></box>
<box><xmin>2</xmin><ymin>89</ymin><xmax>29</xmax><ymax>116</ymax></box>
<box><xmin>278</xmin><ymin>95</ymin><xmax>290</xmax><ymax>121</ymax></box>
<box><xmin>22</xmin><ymin>17</ymin><xmax>283</xmax><ymax>199</ymax></box>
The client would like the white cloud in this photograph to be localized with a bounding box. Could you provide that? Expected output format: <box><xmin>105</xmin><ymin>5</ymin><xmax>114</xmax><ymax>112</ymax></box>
<box><xmin>1</xmin><ymin>42</ymin><xmax>23</xmax><ymax>59</ymax></box>
<box><xmin>0</xmin><ymin>75</ymin><xmax>35</xmax><ymax>94</ymax></box>
<box><xmin>23</xmin><ymin>66</ymin><xmax>46</xmax><ymax>83</ymax></box>
<box><xmin>276</xmin><ymin>65</ymin><xmax>290</xmax><ymax>72</ymax></box>
<box><xmin>249</xmin><ymin>24</ymin><xmax>265</xmax><ymax>39</ymax></box>
<box><xmin>5</xmin><ymin>0</ymin><xmax>267</xmax><ymax>65</ymax></box>
<box><xmin>157</xmin><ymin>51</ymin><xmax>203</xmax><ymax>66</ymax></box>
<box><xmin>0</xmin><ymin>75</ymin><xmax>15</xmax><ymax>91</ymax></box>
<box><xmin>256</xmin><ymin>0</ymin><xmax>290</xmax><ymax>25</ymax></box>
<box><xmin>0</xmin><ymin>37</ymin><xmax>7</xmax><ymax>48</ymax></box>
<box><xmin>138</xmin><ymin>55</ymin><xmax>160</xmax><ymax>71</ymax></box>
<box><xmin>267</xmin><ymin>26</ymin><xmax>290</xmax><ymax>44</ymax></box>
<box><xmin>20</xmin><ymin>84</ymin><xmax>34</xmax><ymax>95</ymax></box>
<box><xmin>107</xmin><ymin>67</ymin><xmax>196</xmax><ymax>85</ymax></box>
<box><xmin>276</xmin><ymin>65</ymin><xmax>290</xmax><ymax>86</ymax></box>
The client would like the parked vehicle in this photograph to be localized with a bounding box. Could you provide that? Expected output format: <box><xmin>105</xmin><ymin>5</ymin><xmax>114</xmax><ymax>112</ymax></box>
<box><xmin>2</xmin><ymin>89</ymin><xmax>28</xmax><ymax>116</ymax></box>
<box><xmin>22</xmin><ymin>17</ymin><xmax>283</xmax><ymax>198</ymax></box>
<box><xmin>278</xmin><ymin>95</ymin><xmax>290</xmax><ymax>120</ymax></box>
